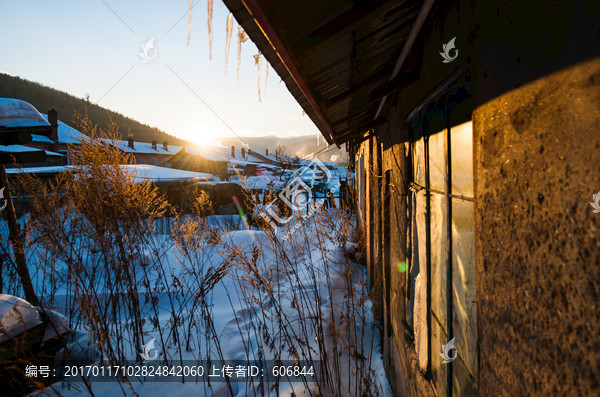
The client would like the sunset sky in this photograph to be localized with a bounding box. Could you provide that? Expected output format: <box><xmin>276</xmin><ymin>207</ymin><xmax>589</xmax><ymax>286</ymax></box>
<box><xmin>0</xmin><ymin>0</ymin><xmax>320</xmax><ymax>145</ymax></box>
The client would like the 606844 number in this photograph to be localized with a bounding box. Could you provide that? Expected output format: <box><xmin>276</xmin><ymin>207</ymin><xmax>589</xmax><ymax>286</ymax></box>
<box><xmin>271</xmin><ymin>366</ymin><xmax>314</xmax><ymax>377</ymax></box>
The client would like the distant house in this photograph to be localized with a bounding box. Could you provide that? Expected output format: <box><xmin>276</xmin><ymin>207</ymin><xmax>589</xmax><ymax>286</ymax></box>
<box><xmin>169</xmin><ymin>146</ymin><xmax>230</xmax><ymax>177</ymax></box>
<box><xmin>24</xmin><ymin>109</ymin><xmax>92</xmax><ymax>165</ymax></box>
<box><xmin>170</xmin><ymin>145</ymin><xmax>269</xmax><ymax>178</ymax></box>
<box><xmin>226</xmin><ymin>146</ymin><xmax>265</xmax><ymax>176</ymax></box>
<box><xmin>256</xmin><ymin>150</ymin><xmax>300</xmax><ymax>169</ymax></box>
<box><xmin>0</xmin><ymin>99</ymin><xmax>64</xmax><ymax>167</ymax></box>
<box><xmin>101</xmin><ymin>138</ymin><xmax>182</xmax><ymax>167</ymax></box>
<box><xmin>244</xmin><ymin>149</ymin><xmax>280</xmax><ymax>167</ymax></box>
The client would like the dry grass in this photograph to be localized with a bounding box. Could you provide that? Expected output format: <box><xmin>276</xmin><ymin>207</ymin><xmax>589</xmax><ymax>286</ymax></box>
<box><xmin>0</xmin><ymin>115</ymin><xmax>383</xmax><ymax>396</ymax></box>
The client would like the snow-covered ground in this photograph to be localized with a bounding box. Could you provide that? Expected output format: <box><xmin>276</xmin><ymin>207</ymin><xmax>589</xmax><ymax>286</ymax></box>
<box><xmin>1</xmin><ymin>168</ymin><xmax>384</xmax><ymax>397</ymax></box>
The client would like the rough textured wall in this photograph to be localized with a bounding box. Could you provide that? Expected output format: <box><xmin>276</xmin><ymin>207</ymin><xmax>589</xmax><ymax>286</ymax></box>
<box><xmin>474</xmin><ymin>56</ymin><xmax>600</xmax><ymax>396</ymax></box>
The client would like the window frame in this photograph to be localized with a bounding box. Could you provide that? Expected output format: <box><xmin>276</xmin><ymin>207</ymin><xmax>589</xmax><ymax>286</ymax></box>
<box><xmin>405</xmin><ymin>70</ymin><xmax>476</xmax><ymax>396</ymax></box>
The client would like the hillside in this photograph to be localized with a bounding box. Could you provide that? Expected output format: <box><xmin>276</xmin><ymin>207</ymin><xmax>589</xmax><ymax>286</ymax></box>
<box><xmin>0</xmin><ymin>73</ymin><xmax>347</xmax><ymax>163</ymax></box>
<box><xmin>0</xmin><ymin>73</ymin><xmax>187</xmax><ymax>146</ymax></box>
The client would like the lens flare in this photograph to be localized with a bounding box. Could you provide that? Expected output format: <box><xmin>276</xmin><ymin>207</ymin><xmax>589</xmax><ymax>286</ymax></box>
<box><xmin>397</xmin><ymin>262</ymin><xmax>407</xmax><ymax>273</ymax></box>
<box><xmin>232</xmin><ymin>195</ymin><xmax>249</xmax><ymax>229</ymax></box>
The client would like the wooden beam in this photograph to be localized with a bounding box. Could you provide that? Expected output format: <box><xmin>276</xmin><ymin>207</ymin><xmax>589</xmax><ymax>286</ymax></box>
<box><xmin>374</xmin><ymin>0</ymin><xmax>436</xmax><ymax>119</ymax></box>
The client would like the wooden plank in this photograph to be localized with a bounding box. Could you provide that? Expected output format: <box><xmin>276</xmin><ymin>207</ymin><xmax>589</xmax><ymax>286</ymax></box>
<box><xmin>293</xmin><ymin>1</ymin><xmax>405</xmax><ymax>62</ymax></box>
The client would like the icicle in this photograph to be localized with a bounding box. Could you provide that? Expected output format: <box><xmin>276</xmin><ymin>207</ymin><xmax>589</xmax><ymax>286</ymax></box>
<box><xmin>264</xmin><ymin>60</ymin><xmax>269</xmax><ymax>95</ymax></box>
<box><xmin>237</xmin><ymin>26</ymin><xmax>249</xmax><ymax>85</ymax></box>
<box><xmin>208</xmin><ymin>0</ymin><xmax>213</xmax><ymax>59</ymax></box>
<box><xmin>237</xmin><ymin>25</ymin><xmax>242</xmax><ymax>85</ymax></box>
<box><xmin>225</xmin><ymin>13</ymin><xmax>233</xmax><ymax>74</ymax></box>
<box><xmin>187</xmin><ymin>0</ymin><xmax>192</xmax><ymax>45</ymax></box>
<box><xmin>254</xmin><ymin>53</ymin><xmax>262</xmax><ymax>102</ymax></box>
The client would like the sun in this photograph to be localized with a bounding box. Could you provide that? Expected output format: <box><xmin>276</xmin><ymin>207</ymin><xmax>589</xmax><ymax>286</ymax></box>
<box><xmin>184</xmin><ymin>125</ymin><xmax>223</xmax><ymax>147</ymax></box>
<box><xmin>193</xmin><ymin>133</ymin><xmax>216</xmax><ymax>146</ymax></box>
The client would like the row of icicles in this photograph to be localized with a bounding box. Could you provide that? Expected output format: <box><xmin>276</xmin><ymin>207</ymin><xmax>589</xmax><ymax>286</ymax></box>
<box><xmin>187</xmin><ymin>0</ymin><xmax>270</xmax><ymax>102</ymax></box>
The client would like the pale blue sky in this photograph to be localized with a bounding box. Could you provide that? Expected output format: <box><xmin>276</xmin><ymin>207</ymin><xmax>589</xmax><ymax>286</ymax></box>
<box><xmin>0</xmin><ymin>0</ymin><xmax>320</xmax><ymax>145</ymax></box>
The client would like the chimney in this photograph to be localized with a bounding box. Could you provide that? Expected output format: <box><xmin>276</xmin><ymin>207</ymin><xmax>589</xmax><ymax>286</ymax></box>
<box><xmin>231</xmin><ymin>146</ymin><xmax>235</xmax><ymax>158</ymax></box>
<box><xmin>48</xmin><ymin>109</ymin><xmax>58</xmax><ymax>143</ymax></box>
<box><xmin>241</xmin><ymin>147</ymin><xmax>246</xmax><ymax>158</ymax></box>
<box><xmin>266</xmin><ymin>148</ymin><xmax>269</xmax><ymax>156</ymax></box>
<box><xmin>152</xmin><ymin>140</ymin><xmax>157</xmax><ymax>150</ymax></box>
<box><xmin>128</xmin><ymin>137</ymin><xmax>134</xmax><ymax>149</ymax></box>
<box><xmin>163</xmin><ymin>141</ymin><xmax>168</xmax><ymax>151</ymax></box>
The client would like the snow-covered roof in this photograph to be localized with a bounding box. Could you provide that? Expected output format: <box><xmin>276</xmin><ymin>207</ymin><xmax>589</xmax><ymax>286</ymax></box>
<box><xmin>0</xmin><ymin>144</ymin><xmax>44</xmax><ymax>154</ymax></box>
<box><xmin>0</xmin><ymin>144</ymin><xmax>64</xmax><ymax>158</ymax></box>
<box><xmin>41</xmin><ymin>114</ymin><xmax>92</xmax><ymax>145</ymax></box>
<box><xmin>217</xmin><ymin>147</ymin><xmax>264</xmax><ymax>164</ymax></box>
<box><xmin>182</xmin><ymin>146</ymin><xmax>230</xmax><ymax>162</ymax></box>
<box><xmin>45</xmin><ymin>149</ymin><xmax>65</xmax><ymax>157</ymax></box>
<box><xmin>5</xmin><ymin>165</ymin><xmax>72</xmax><ymax>174</ymax></box>
<box><xmin>120</xmin><ymin>164</ymin><xmax>212</xmax><ymax>182</ymax></box>
<box><xmin>0</xmin><ymin>98</ymin><xmax>50</xmax><ymax>129</ymax></box>
<box><xmin>181</xmin><ymin>146</ymin><xmax>266</xmax><ymax>166</ymax></box>
<box><xmin>101</xmin><ymin>139</ymin><xmax>182</xmax><ymax>155</ymax></box>
<box><xmin>255</xmin><ymin>162</ymin><xmax>280</xmax><ymax>169</ymax></box>
<box><xmin>31</xmin><ymin>134</ymin><xmax>54</xmax><ymax>144</ymax></box>
<box><xmin>251</xmin><ymin>150</ymin><xmax>285</xmax><ymax>164</ymax></box>
<box><xmin>5</xmin><ymin>164</ymin><xmax>212</xmax><ymax>183</ymax></box>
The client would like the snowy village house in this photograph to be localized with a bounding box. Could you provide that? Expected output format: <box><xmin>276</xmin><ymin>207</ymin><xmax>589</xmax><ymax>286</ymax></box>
<box><xmin>0</xmin><ymin>99</ymin><xmax>61</xmax><ymax>168</ymax></box>
<box><xmin>25</xmin><ymin>109</ymin><xmax>92</xmax><ymax>166</ymax></box>
<box><xmin>170</xmin><ymin>145</ymin><xmax>267</xmax><ymax>178</ymax></box>
<box><xmin>101</xmin><ymin>137</ymin><xmax>182</xmax><ymax>168</ymax></box>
